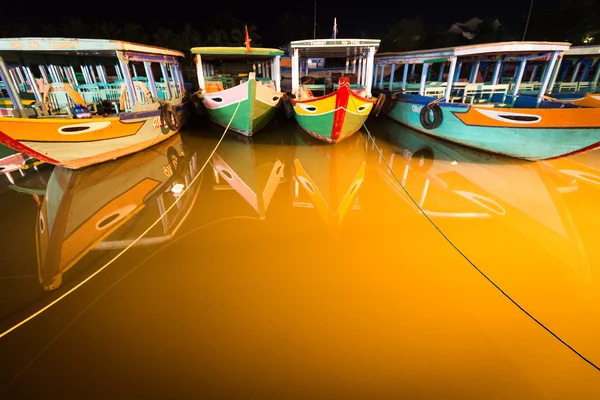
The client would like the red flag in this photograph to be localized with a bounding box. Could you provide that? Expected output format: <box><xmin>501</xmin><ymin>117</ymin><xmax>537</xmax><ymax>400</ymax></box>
<box><xmin>244</xmin><ymin>25</ymin><xmax>252</xmax><ymax>53</ymax></box>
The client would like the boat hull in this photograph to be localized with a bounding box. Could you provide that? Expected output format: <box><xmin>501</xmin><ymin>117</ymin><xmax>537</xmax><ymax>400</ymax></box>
<box><xmin>383</xmin><ymin>93</ymin><xmax>600</xmax><ymax>160</ymax></box>
<box><xmin>0</xmin><ymin>102</ymin><xmax>190</xmax><ymax>169</ymax></box>
<box><xmin>200</xmin><ymin>79</ymin><xmax>282</xmax><ymax>136</ymax></box>
<box><xmin>291</xmin><ymin>86</ymin><xmax>375</xmax><ymax>143</ymax></box>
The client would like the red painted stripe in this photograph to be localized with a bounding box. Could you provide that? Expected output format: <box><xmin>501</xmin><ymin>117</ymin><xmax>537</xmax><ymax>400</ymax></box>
<box><xmin>0</xmin><ymin>130</ymin><xmax>60</xmax><ymax>165</ymax></box>
<box><xmin>331</xmin><ymin>80</ymin><xmax>350</xmax><ymax>142</ymax></box>
<box><xmin>543</xmin><ymin>141</ymin><xmax>600</xmax><ymax>160</ymax></box>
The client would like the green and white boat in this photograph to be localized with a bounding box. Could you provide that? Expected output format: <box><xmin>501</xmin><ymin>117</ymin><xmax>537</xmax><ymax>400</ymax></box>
<box><xmin>191</xmin><ymin>46</ymin><xmax>284</xmax><ymax>136</ymax></box>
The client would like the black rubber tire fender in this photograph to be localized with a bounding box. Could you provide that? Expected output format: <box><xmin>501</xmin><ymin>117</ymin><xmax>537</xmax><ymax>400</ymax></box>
<box><xmin>419</xmin><ymin>103</ymin><xmax>443</xmax><ymax>130</ymax></box>
<box><xmin>161</xmin><ymin>103</ymin><xmax>181</xmax><ymax>132</ymax></box>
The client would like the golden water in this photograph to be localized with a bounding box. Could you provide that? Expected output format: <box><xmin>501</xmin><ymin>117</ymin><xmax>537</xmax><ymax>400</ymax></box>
<box><xmin>1</xmin><ymin>115</ymin><xmax>600</xmax><ymax>398</ymax></box>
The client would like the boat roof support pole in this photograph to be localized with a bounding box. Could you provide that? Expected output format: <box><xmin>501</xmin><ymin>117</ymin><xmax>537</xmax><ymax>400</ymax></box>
<box><xmin>69</xmin><ymin>66</ymin><xmax>78</xmax><ymax>84</ymax></box>
<box><xmin>345</xmin><ymin>57</ymin><xmax>349</xmax><ymax>73</ymax></box>
<box><xmin>356</xmin><ymin>56</ymin><xmax>362</xmax><ymax>85</ymax></box>
<box><xmin>546</xmin><ymin>53</ymin><xmax>562</xmax><ymax>95</ymax></box>
<box><xmin>143</xmin><ymin>61</ymin><xmax>159</xmax><ymax>100</ymax></box>
<box><xmin>132</xmin><ymin>64</ymin><xmax>138</xmax><ymax>77</ymax></box>
<box><xmin>444</xmin><ymin>56</ymin><xmax>457</xmax><ymax>102</ymax></box>
<box><xmin>491</xmin><ymin>57</ymin><xmax>502</xmax><ymax>85</ymax></box>
<box><xmin>402</xmin><ymin>63</ymin><xmax>408</xmax><ymax>91</ymax></box>
<box><xmin>389</xmin><ymin>63</ymin><xmax>395</xmax><ymax>90</ymax></box>
<box><xmin>352</xmin><ymin>58</ymin><xmax>356</xmax><ymax>73</ymax></box>
<box><xmin>419</xmin><ymin>63</ymin><xmax>429</xmax><ymax>96</ymax></box>
<box><xmin>469</xmin><ymin>59</ymin><xmax>480</xmax><ymax>83</ymax></box>
<box><xmin>274</xmin><ymin>55</ymin><xmax>281</xmax><ymax>92</ymax></box>
<box><xmin>14</xmin><ymin>67</ymin><xmax>26</xmax><ymax>87</ymax></box>
<box><xmin>529</xmin><ymin>64</ymin><xmax>539</xmax><ymax>83</ymax></box>
<box><xmin>439</xmin><ymin>63</ymin><xmax>445</xmax><ymax>82</ymax></box>
<box><xmin>117</xmin><ymin>53</ymin><xmax>136</xmax><ymax>108</ymax></box>
<box><xmin>454</xmin><ymin>61</ymin><xmax>462</xmax><ymax>81</ymax></box>
<box><xmin>23</xmin><ymin>66</ymin><xmax>43</xmax><ymax>104</ymax></box>
<box><xmin>373</xmin><ymin>63</ymin><xmax>379</xmax><ymax>87</ymax></box>
<box><xmin>580</xmin><ymin>62</ymin><xmax>591</xmax><ymax>82</ymax></box>
<box><xmin>39</xmin><ymin>65</ymin><xmax>49</xmax><ymax>84</ymax></box>
<box><xmin>362</xmin><ymin>57</ymin><xmax>368</xmax><ymax>87</ymax></box>
<box><xmin>80</xmin><ymin>66</ymin><xmax>90</xmax><ymax>84</ymax></box>
<box><xmin>160</xmin><ymin>63</ymin><xmax>172</xmax><ymax>100</ymax></box>
<box><xmin>570</xmin><ymin>61</ymin><xmax>582</xmax><ymax>83</ymax></box>
<box><xmin>592</xmin><ymin>62</ymin><xmax>600</xmax><ymax>89</ymax></box>
<box><xmin>88</xmin><ymin>65</ymin><xmax>97</xmax><ymax>83</ymax></box>
<box><xmin>96</xmin><ymin>65</ymin><xmax>107</xmax><ymax>83</ymax></box>
<box><xmin>538</xmin><ymin>51</ymin><xmax>560</xmax><ymax>100</ymax></box>
<box><xmin>365</xmin><ymin>46</ymin><xmax>375</xmax><ymax>97</ymax></box>
<box><xmin>115</xmin><ymin>64</ymin><xmax>122</xmax><ymax>80</ymax></box>
<box><xmin>379</xmin><ymin>64</ymin><xmax>385</xmax><ymax>89</ymax></box>
<box><xmin>169</xmin><ymin>64</ymin><xmax>181</xmax><ymax>98</ymax></box>
<box><xmin>291</xmin><ymin>48</ymin><xmax>299</xmax><ymax>95</ymax></box>
<box><xmin>0</xmin><ymin>56</ymin><xmax>26</xmax><ymax>117</ymax></box>
<box><xmin>512</xmin><ymin>57</ymin><xmax>528</xmax><ymax>97</ymax></box>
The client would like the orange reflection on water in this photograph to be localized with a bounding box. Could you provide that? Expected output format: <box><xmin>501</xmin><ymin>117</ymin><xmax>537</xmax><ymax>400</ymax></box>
<box><xmin>1</xmin><ymin>118</ymin><xmax>600</xmax><ymax>397</ymax></box>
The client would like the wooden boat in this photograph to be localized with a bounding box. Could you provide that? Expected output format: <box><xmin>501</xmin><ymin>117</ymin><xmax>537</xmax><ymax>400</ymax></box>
<box><xmin>211</xmin><ymin>129</ymin><xmax>287</xmax><ymax>219</ymax></box>
<box><xmin>0</xmin><ymin>37</ymin><xmax>192</xmax><ymax>169</ymax></box>
<box><xmin>368</xmin><ymin>118</ymin><xmax>590</xmax><ymax>279</ymax></box>
<box><xmin>191</xmin><ymin>46</ymin><xmax>284</xmax><ymax>136</ymax></box>
<box><xmin>544</xmin><ymin>45</ymin><xmax>600</xmax><ymax>107</ymax></box>
<box><xmin>373</xmin><ymin>41</ymin><xmax>600</xmax><ymax>160</ymax></box>
<box><xmin>293</xmin><ymin>131</ymin><xmax>366</xmax><ymax>236</ymax></box>
<box><xmin>288</xmin><ymin>39</ymin><xmax>380</xmax><ymax>143</ymax></box>
<box><xmin>36</xmin><ymin>134</ymin><xmax>201</xmax><ymax>290</ymax></box>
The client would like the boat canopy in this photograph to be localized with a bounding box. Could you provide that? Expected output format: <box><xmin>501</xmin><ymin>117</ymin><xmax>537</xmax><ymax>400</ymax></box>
<box><xmin>289</xmin><ymin>39</ymin><xmax>381</xmax><ymax>97</ymax></box>
<box><xmin>564</xmin><ymin>45</ymin><xmax>600</xmax><ymax>56</ymax></box>
<box><xmin>0</xmin><ymin>37</ymin><xmax>184</xmax><ymax>57</ymax></box>
<box><xmin>375</xmin><ymin>41</ymin><xmax>571</xmax><ymax>65</ymax></box>
<box><xmin>290</xmin><ymin>39</ymin><xmax>380</xmax><ymax>58</ymax></box>
<box><xmin>190</xmin><ymin>47</ymin><xmax>284</xmax><ymax>61</ymax></box>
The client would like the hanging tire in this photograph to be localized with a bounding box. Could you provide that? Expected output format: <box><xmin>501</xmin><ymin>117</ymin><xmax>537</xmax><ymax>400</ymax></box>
<box><xmin>161</xmin><ymin>103</ymin><xmax>181</xmax><ymax>132</ymax></box>
<box><xmin>383</xmin><ymin>94</ymin><xmax>396</xmax><ymax>114</ymax></box>
<box><xmin>419</xmin><ymin>103</ymin><xmax>443</xmax><ymax>130</ymax></box>
<box><xmin>281</xmin><ymin>93</ymin><xmax>294</xmax><ymax>119</ymax></box>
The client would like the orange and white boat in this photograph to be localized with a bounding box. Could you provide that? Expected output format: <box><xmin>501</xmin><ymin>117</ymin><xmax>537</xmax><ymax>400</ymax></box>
<box><xmin>0</xmin><ymin>37</ymin><xmax>192</xmax><ymax>169</ymax></box>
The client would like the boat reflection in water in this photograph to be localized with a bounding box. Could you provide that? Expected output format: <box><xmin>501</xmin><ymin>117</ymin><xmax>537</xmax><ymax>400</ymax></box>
<box><xmin>368</xmin><ymin>118</ymin><xmax>591</xmax><ymax>280</ymax></box>
<box><xmin>36</xmin><ymin>134</ymin><xmax>201</xmax><ymax>291</ymax></box>
<box><xmin>293</xmin><ymin>131</ymin><xmax>367</xmax><ymax>237</ymax></box>
<box><xmin>211</xmin><ymin>133</ymin><xmax>287</xmax><ymax>219</ymax></box>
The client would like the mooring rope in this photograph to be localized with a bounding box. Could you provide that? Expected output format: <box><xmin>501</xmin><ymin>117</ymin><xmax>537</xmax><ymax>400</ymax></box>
<box><xmin>0</xmin><ymin>101</ymin><xmax>241</xmax><ymax>341</ymax></box>
<box><xmin>349</xmin><ymin>92</ymin><xmax>600</xmax><ymax>372</ymax></box>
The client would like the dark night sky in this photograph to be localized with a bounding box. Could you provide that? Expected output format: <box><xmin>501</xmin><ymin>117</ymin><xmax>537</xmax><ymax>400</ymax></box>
<box><xmin>10</xmin><ymin>0</ymin><xmax>552</xmax><ymax>47</ymax></box>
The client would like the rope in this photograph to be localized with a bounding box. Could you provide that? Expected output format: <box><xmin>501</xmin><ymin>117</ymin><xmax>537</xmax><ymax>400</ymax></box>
<box><xmin>0</xmin><ymin>101</ymin><xmax>241</xmax><ymax>341</ymax></box>
<box><xmin>349</xmin><ymin>94</ymin><xmax>600</xmax><ymax>372</ymax></box>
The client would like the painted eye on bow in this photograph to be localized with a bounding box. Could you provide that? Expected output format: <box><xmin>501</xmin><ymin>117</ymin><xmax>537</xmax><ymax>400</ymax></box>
<box><xmin>210</xmin><ymin>97</ymin><xmax>223</xmax><ymax>102</ymax></box>
<box><xmin>357</xmin><ymin>105</ymin><xmax>369</xmax><ymax>112</ymax></box>
<box><xmin>297</xmin><ymin>103</ymin><xmax>318</xmax><ymax>113</ymax></box>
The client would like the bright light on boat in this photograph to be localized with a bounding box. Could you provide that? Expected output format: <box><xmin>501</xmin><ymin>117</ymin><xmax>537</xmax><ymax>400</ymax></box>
<box><xmin>171</xmin><ymin>183</ymin><xmax>185</xmax><ymax>196</ymax></box>
<box><xmin>451</xmin><ymin>161</ymin><xmax>458</xmax><ymax>165</ymax></box>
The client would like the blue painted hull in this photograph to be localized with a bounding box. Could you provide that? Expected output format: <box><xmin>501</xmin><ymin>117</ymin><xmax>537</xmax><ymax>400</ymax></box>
<box><xmin>381</xmin><ymin>93</ymin><xmax>600</xmax><ymax>160</ymax></box>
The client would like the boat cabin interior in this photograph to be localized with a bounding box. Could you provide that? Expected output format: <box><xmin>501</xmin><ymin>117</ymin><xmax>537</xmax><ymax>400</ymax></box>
<box><xmin>289</xmin><ymin>39</ymin><xmax>380</xmax><ymax>100</ymax></box>
<box><xmin>373</xmin><ymin>41</ymin><xmax>580</xmax><ymax>108</ymax></box>
<box><xmin>0</xmin><ymin>38</ymin><xmax>188</xmax><ymax>119</ymax></box>
<box><xmin>190</xmin><ymin>47</ymin><xmax>284</xmax><ymax>93</ymax></box>
<box><xmin>551</xmin><ymin>45</ymin><xmax>600</xmax><ymax>94</ymax></box>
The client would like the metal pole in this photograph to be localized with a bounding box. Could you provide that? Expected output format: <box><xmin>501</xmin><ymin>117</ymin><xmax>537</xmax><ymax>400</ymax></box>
<box><xmin>522</xmin><ymin>0</ymin><xmax>534</xmax><ymax>41</ymax></box>
<box><xmin>313</xmin><ymin>1</ymin><xmax>317</xmax><ymax>39</ymax></box>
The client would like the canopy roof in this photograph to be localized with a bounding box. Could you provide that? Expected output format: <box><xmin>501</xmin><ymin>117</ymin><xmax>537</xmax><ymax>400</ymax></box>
<box><xmin>564</xmin><ymin>45</ymin><xmax>600</xmax><ymax>56</ymax></box>
<box><xmin>290</xmin><ymin>39</ymin><xmax>380</xmax><ymax>58</ymax></box>
<box><xmin>375</xmin><ymin>41</ymin><xmax>571</xmax><ymax>64</ymax></box>
<box><xmin>191</xmin><ymin>47</ymin><xmax>284</xmax><ymax>61</ymax></box>
<box><xmin>0</xmin><ymin>37</ymin><xmax>184</xmax><ymax>57</ymax></box>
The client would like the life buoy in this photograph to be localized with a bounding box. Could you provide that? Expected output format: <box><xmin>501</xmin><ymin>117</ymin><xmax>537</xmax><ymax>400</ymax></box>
<box><xmin>419</xmin><ymin>102</ymin><xmax>443</xmax><ymax>130</ymax></box>
<box><xmin>161</xmin><ymin>103</ymin><xmax>181</xmax><ymax>132</ymax></box>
